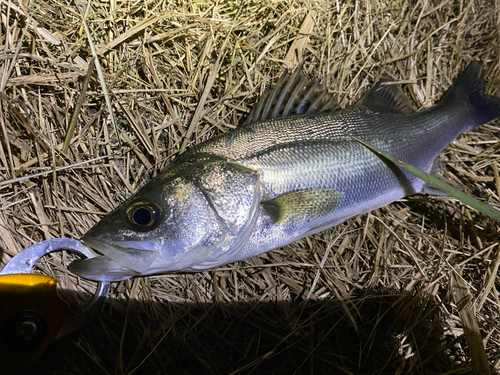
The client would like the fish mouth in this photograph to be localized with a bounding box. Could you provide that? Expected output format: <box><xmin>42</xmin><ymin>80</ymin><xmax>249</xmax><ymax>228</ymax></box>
<box><xmin>69</xmin><ymin>256</ymin><xmax>137</xmax><ymax>282</ymax></box>
<box><xmin>69</xmin><ymin>237</ymin><xmax>158</xmax><ymax>282</ymax></box>
<box><xmin>69</xmin><ymin>236</ymin><xmax>246</xmax><ymax>281</ymax></box>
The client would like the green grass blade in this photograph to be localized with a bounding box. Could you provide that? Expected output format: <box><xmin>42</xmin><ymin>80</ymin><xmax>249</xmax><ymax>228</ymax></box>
<box><xmin>349</xmin><ymin>134</ymin><xmax>500</xmax><ymax>222</ymax></box>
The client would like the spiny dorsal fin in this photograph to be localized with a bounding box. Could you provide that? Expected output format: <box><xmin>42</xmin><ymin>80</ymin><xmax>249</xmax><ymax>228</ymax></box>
<box><xmin>355</xmin><ymin>76</ymin><xmax>417</xmax><ymax>114</ymax></box>
<box><xmin>243</xmin><ymin>64</ymin><xmax>338</xmax><ymax>125</ymax></box>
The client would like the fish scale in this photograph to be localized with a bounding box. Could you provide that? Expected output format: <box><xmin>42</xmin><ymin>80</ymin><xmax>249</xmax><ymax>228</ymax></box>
<box><xmin>197</xmin><ymin>108</ymin><xmax>438</xmax><ymax>200</ymax></box>
<box><xmin>68</xmin><ymin>62</ymin><xmax>500</xmax><ymax>282</ymax></box>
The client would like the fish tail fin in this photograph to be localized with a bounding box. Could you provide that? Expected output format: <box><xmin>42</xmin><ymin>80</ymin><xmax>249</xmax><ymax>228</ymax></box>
<box><xmin>442</xmin><ymin>61</ymin><xmax>500</xmax><ymax>130</ymax></box>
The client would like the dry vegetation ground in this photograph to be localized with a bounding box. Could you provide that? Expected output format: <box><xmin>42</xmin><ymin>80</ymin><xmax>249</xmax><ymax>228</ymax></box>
<box><xmin>1</xmin><ymin>0</ymin><xmax>500</xmax><ymax>374</ymax></box>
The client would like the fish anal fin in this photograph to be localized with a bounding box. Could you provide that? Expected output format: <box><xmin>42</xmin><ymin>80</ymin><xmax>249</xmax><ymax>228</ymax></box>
<box><xmin>420</xmin><ymin>175</ymin><xmax>464</xmax><ymax>196</ymax></box>
<box><xmin>262</xmin><ymin>189</ymin><xmax>341</xmax><ymax>225</ymax></box>
<box><xmin>419</xmin><ymin>158</ymin><xmax>462</xmax><ymax>196</ymax></box>
<box><xmin>355</xmin><ymin>76</ymin><xmax>417</xmax><ymax>114</ymax></box>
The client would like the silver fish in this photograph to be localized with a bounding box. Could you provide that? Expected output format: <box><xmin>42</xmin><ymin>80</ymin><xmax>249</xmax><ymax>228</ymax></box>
<box><xmin>69</xmin><ymin>61</ymin><xmax>500</xmax><ymax>282</ymax></box>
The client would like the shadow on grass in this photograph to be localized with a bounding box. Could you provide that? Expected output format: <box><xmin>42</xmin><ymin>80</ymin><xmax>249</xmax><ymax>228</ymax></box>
<box><xmin>25</xmin><ymin>288</ymin><xmax>470</xmax><ymax>375</ymax></box>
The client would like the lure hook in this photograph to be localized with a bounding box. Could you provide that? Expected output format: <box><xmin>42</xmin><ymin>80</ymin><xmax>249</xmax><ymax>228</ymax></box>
<box><xmin>0</xmin><ymin>238</ymin><xmax>109</xmax><ymax>338</ymax></box>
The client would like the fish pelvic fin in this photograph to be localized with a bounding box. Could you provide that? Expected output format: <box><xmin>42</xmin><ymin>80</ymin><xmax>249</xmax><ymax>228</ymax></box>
<box><xmin>243</xmin><ymin>64</ymin><xmax>338</xmax><ymax>125</ymax></box>
<box><xmin>442</xmin><ymin>61</ymin><xmax>500</xmax><ymax>131</ymax></box>
<box><xmin>355</xmin><ymin>76</ymin><xmax>417</xmax><ymax>114</ymax></box>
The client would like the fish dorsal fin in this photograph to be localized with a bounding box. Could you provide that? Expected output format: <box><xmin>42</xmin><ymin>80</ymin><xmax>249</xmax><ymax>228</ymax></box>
<box><xmin>243</xmin><ymin>65</ymin><xmax>338</xmax><ymax>125</ymax></box>
<box><xmin>355</xmin><ymin>76</ymin><xmax>417</xmax><ymax>114</ymax></box>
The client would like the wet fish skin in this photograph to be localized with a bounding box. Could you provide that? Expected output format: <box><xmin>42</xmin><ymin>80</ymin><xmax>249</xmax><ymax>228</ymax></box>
<box><xmin>69</xmin><ymin>61</ymin><xmax>500</xmax><ymax>282</ymax></box>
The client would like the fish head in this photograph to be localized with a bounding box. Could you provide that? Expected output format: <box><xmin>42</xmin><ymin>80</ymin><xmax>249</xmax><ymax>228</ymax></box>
<box><xmin>70</xmin><ymin>156</ymin><xmax>261</xmax><ymax>282</ymax></box>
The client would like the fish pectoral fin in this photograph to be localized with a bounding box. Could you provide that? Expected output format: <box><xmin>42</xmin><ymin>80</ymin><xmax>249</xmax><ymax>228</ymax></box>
<box><xmin>69</xmin><ymin>256</ymin><xmax>139</xmax><ymax>282</ymax></box>
<box><xmin>355</xmin><ymin>76</ymin><xmax>417</xmax><ymax>114</ymax></box>
<box><xmin>262</xmin><ymin>189</ymin><xmax>342</xmax><ymax>226</ymax></box>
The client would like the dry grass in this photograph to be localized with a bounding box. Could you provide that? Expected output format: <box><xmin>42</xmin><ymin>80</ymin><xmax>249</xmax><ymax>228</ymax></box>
<box><xmin>1</xmin><ymin>0</ymin><xmax>500</xmax><ymax>374</ymax></box>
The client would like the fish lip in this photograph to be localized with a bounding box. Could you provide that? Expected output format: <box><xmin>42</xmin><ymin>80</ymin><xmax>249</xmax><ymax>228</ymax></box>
<box><xmin>79</xmin><ymin>237</ymin><xmax>246</xmax><ymax>275</ymax></box>
<box><xmin>80</xmin><ymin>236</ymin><xmax>158</xmax><ymax>274</ymax></box>
<box><xmin>80</xmin><ymin>236</ymin><xmax>110</xmax><ymax>257</ymax></box>
<box><xmin>81</xmin><ymin>236</ymin><xmax>158</xmax><ymax>254</ymax></box>
<box><xmin>69</xmin><ymin>256</ymin><xmax>138</xmax><ymax>282</ymax></box>
<box><xmin>81</xmin><ymin>236</ymin><xmax>194</xmax><ymax>274</ymax></box>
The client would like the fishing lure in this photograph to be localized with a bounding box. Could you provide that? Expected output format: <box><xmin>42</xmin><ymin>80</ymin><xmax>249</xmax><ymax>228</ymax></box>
<box><xmin>0</xmin><ymin>239</ymin><xmax>109</xmax><ymax>373</ymax></box>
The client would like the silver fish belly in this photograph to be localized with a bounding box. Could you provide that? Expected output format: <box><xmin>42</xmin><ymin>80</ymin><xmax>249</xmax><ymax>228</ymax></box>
<box><xmin>69</xmin><ymin>61</ymin><xmax>500</xmax><ymax>282</ymax></box>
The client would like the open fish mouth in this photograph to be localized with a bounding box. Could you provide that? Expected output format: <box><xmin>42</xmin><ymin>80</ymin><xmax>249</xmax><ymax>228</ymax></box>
<box><xmin>72</xmin><ymin>240</ymin><xmax>259</xmax><ymax>283</ymax></box>
<box><xmin>69</xmin><ymin>236</ymin><xmax>241</xmax><ymax>281</ymax></box>
<box><xmin>69</xmin><ymin>255</ymin><xmax>137</xmax><ymax>282</ymax></box>
<box><xmin>69</xmin><ymin>237</ymin><xmax>158</xmax><ymax>282</ymax></box>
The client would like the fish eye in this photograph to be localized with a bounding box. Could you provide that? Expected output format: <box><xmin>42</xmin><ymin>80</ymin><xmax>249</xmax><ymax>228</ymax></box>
<box><xmin>126</xmin><ymin>200</ymin><xmax>162</xmax><ymax>230</ymax></box>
